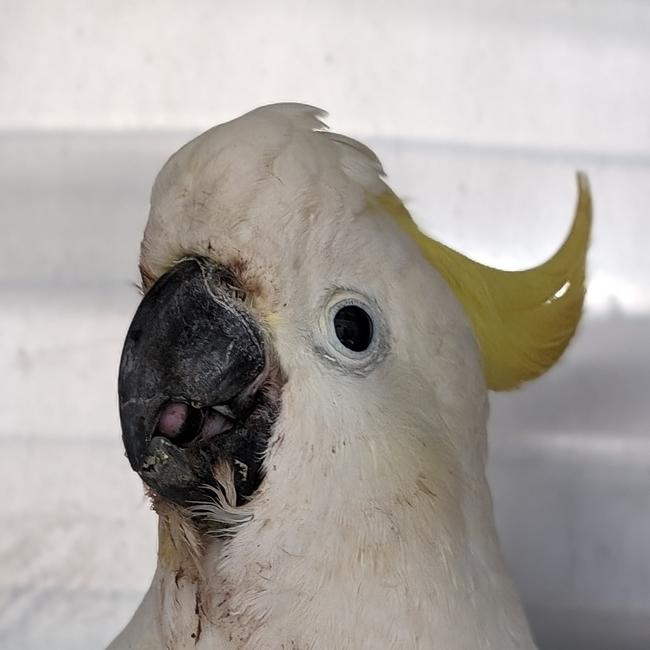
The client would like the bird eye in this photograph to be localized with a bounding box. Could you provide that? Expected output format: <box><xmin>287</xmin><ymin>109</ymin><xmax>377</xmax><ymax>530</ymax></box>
<box><xmin>333</xmin><ymin>305</ymin><xmax>373</xmax><ymax>351</ymax></box>
<box><xmin>319</xmin><ymin>291</ymin><xmax>388</xmax><ymax>372</ymax></box>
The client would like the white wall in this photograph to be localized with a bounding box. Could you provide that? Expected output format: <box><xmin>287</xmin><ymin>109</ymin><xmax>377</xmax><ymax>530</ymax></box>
<box><xmin>2</xmin><ymin>0</ymin><xmax>649</xmax><ymax>152</ymax></box>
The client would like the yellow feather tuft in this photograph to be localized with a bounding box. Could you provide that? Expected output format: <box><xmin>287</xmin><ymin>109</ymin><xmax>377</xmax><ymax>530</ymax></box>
<box><xmin>374</xmin><ymin>173</ymin><xmax>592</xmax><ymax>391</ymax></box>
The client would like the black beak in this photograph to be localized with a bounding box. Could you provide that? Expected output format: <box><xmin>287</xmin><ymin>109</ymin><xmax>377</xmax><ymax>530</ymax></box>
<box><xmin>118</xmin><ymin>257</ymin><xmax>267</xmax><ymax>507</ymax></box>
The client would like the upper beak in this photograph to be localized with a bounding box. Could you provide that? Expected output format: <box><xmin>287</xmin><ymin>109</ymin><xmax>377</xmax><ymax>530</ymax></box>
<box><xmin>118</xmin><ymin>257</ymin><xmax>266</xmax><ymax>506</ymax></box>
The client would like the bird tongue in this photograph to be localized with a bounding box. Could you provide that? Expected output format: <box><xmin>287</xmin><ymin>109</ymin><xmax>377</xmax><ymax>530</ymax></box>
<box><xmin>157</xmin><ymin>401</ymin><xmax>234</xmax><ymax>446</ymax></box>
<box><xmin>157</xmin><ymin>402</ymin><xmax>189</xmax><ymax>438</ymax></box>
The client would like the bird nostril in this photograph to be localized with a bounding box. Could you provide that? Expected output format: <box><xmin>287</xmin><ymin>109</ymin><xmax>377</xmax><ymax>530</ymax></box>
<box><xmin>156</xmin><ymin>401</ymin><xmax>204</xmax><ymax>447</ymax></box>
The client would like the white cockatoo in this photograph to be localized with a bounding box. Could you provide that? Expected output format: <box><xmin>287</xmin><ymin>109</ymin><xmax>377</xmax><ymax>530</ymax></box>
<box><xmin>110</xmin><ymin>104</ymin><xmax>591</xmax><ymax>650</ymax></box>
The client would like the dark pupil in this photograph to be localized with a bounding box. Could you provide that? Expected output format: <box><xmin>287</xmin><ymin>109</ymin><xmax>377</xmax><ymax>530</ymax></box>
<box><xmin>333</xmin><ymin>305</ymin><xmax>373</xmax><ymax>352</ymax></box>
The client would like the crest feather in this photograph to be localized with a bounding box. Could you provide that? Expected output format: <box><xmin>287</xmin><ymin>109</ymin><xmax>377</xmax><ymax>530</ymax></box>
<box><xmin>376</xmin><ymin>173</ymin><xmax>592</xmax><ymax>391</ymax></box>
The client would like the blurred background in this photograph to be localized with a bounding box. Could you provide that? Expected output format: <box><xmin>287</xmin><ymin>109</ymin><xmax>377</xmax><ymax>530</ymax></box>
<box><xmin>0</xmin><ymin>1</ymin><xmax>648</xmax><ymax>648</ymax></box>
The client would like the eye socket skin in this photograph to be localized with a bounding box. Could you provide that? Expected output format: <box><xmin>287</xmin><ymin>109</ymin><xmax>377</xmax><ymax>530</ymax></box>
<box><xmin>333</xmin><ymin>304</ymin><xmax>374</xmax><ymax>351</ymax></box>
<box><xmin>317</xmin><ymin>290</ymin><xmax>389</xmax><ymax>373</ymax></box>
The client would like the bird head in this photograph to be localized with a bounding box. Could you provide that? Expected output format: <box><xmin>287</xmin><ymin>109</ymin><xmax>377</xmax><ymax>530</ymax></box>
<box><xmin>118</xmin><ymin>103</ymin><xmax>591</xmax><ymax>522</ymax></box>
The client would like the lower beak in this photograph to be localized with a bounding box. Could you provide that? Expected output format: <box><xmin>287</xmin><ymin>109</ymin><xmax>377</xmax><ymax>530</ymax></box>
<box><xmin>118</xmin><ymin>257</ymin><xmax>266</xmax><ymax>506</ymax></box>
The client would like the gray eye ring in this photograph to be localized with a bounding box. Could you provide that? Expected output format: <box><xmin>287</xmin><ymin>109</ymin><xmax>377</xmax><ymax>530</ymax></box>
<box><xmin>317</xmin><ymin>290</ymin><xmax>388</xmax><ymax>372</ymax></box>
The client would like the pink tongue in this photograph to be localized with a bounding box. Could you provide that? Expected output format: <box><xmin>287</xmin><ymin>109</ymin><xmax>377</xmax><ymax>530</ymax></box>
<box><xmin>157</xmin><ymin>402</ymin><xmax>189</xmax><ymax>438</ymax></box>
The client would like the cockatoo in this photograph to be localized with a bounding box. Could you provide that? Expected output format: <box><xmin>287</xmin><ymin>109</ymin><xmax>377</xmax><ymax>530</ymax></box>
<box><xmin>109</xmin><ymin>103</ymin><xmax>591</xmax><ymax>649</ymax></box>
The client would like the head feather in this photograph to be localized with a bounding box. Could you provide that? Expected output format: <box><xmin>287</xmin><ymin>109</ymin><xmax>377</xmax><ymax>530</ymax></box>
<box><xmin>374</xmin><ymin>173</ymin><xmax>592</xmax><ymax>390</ymax></box>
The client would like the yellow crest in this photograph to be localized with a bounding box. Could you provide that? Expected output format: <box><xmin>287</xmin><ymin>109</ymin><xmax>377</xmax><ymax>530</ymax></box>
<box><xmin>375</xmin><ymin>174</ymin><xmax>592</xmax><ymax>391</ymax></box>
